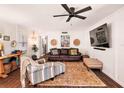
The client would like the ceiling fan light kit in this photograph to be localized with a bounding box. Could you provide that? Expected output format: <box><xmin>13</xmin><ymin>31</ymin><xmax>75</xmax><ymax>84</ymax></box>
<box><xmin>53</xmin><ymin>4</ymin><xmax>92</xmax><ymax>22</ymax></box>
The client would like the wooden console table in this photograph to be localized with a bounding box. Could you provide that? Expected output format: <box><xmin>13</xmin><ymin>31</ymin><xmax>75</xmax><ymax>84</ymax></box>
<box><xmin>0</xmin><ymin>53</ymin><xmax>21</xmax><ymax>78</ymax></box>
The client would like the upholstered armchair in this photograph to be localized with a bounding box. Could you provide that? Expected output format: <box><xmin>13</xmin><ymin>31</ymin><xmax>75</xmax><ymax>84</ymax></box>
<box><xmin>20</xmin><ymin>56</ymin><xmax>65</xmax><ymax>87</ymax></box>
<box><xmin>26</xmin><ymin>62</ymin><xmax>65</xmax><ymax>85</ymax></box>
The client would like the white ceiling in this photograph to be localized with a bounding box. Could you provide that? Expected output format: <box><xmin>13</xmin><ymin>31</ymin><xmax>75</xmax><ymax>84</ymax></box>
<box><xmin>0</xmin><ymin>4</ymin><xmax>123</xmax><ymax>31</ymax></box>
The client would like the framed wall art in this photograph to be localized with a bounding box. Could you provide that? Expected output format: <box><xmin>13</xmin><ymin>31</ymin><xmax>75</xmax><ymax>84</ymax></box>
<box><xmin>61</xmin><ymin>35</ymin><xmax>70</xmax><ymax>47</ymax></box>
<box><xmin>3</xmin><ymin>36</ymin><xmax>10</xmax><ymax>41</ymax></box>
<box><xmin>0</xmin><ymin>33</ymin><xmax>2</xmax><ymax>39</ymax></box>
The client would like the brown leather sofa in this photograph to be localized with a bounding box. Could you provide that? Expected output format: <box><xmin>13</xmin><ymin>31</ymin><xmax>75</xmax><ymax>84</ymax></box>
<box><xmin>47</xmin><ymin>48</ymin><xmax>82</xmax><ymax>61</ymax></box>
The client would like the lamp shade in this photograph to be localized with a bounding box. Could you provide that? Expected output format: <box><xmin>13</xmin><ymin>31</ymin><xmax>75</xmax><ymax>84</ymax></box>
<box><xmin>0</xmin><ymin>43</ymin><xmax>4</xmax><ymax>50</ymax></box>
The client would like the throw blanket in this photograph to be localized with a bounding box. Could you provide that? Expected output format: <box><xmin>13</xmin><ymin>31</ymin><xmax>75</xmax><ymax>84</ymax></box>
<box><xmin>20</xmin><ymin>56</ymin><xmax>30</xmax><ymax>88</ymax></box>
<box><xmin>20</xmin><ymin>56</ymin><xmax>46</xmax><ymax>88</ymax></box>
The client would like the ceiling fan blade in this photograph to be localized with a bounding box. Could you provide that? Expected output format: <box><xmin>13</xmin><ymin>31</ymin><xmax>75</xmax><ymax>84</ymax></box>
<box><xmin>75</xmin><ymin>6</ymin><xmax>92</xmax><ymax>14</ymax></box>
<box><xmin>74</xmin><ymin>15</ymin><xmax>87</xmax><ymax>19</ymax></box>
<box><xmin>66</xmin><ymin>16</ymin><xmax>72</xmax><ymax>22</ymax></box>
<box><xmin>61</xmin><ymin>4</ymin><xmax>72</xmax><ymax>14</ymax></box>
<box><xmin>53</xmin><ymin>14</ymin><xmax>69</xmax><ymax>17</ymax></box>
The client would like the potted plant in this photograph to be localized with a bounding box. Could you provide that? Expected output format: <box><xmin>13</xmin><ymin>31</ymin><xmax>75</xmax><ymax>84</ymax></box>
<box><xmin>32</xmin><ymin>44</ymin><xmax>38</xmax><ymax>53</ymax></box>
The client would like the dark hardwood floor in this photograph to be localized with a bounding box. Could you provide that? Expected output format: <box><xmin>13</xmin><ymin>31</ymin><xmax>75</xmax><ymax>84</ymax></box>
<box><xmin>0</xmin><ymin>69</ymin><xmax>122</xmax><ymax>88</ymax></box>
<box><xmin>0</xmin><ymin>69</ymin><xmax>21</xmax><ymax>88</ymax></box>
<box><xmin>92</xmin><ymin>69</ymin><xmax>122</xmax><ymax>88</ymax></box>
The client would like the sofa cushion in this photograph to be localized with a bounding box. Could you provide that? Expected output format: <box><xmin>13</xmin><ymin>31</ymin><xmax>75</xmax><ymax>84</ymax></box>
<box><xmin>60</xmin><ymin>49</ymin><xmax>68</xmax><ymax>55</ymax></box>
<box><xmin>50</xmin><ymin>48</ymin><xmax>60</xmax><ymax>55</ymax></box>
<box><xmin>69</xmin><ymin>48</ymin><xmax>78</xmax><ymax>55</ymax></box>
<box><xmin>48</xmin><ymin>55</ymin><xmax>61</xmax><ymax>61</ymax></box>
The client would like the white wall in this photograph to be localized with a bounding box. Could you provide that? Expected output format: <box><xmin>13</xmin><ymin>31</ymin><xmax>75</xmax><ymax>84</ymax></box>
<box><xmin>0</xmin><ymin>19</ymin><xmax>30</xmax><ymax>55</ymax></box>
<box><xmin>0</xmin><ymin>20</ymin><xmax>17</xmax><ymax>54</ymax></box>
<box><xmin>84</xmin><ymin>7</ymin><xmax>124</xmax><ymax>86</ymax></box>
<box><xmin>37</xmin><ymin>30</ymin><xmax>87</xmax><ymax>54</ymax></box>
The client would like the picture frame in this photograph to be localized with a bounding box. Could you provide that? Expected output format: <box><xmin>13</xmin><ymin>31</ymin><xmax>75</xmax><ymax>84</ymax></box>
<box><xmin>0</xmin><ymin>33</ymin><xmax>2</xmax><ymax>39</ymax></box>
<box><xmin>3</xmin><ymin>36</ymin><xmax>10</xmax><ymax>41</ymax></box>
<box><xmin>61</xmin><ymin>35</ymin><xmax>70</xmax><ymax>47</ymax></box>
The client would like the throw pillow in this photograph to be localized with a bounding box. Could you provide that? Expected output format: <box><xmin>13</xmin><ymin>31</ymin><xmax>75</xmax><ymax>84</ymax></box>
<box><xmin>37</xmin><ymin>58</ymin><xmax>46</xmax><ymax>64</ymax></box>
<box><xmin>60</xmin><ymin>49</ymin><xmax>68</xmax><ymax>55</ymax></box>
<box><xmin>69</xmin><ymin>48</ymin><xmax>78</xmax><ymax>55</ymax></box>
<box><xmin>51</xmin><ymin>49</ymin><xmax>59</xmax><ymax>55</ymax></box>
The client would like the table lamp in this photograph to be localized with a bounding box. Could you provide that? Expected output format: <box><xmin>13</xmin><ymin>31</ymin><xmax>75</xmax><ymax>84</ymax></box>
<box><xmin>0</xmin><ymin>43</ymin><xmax>4</xmax><ymax>56</ymax></box>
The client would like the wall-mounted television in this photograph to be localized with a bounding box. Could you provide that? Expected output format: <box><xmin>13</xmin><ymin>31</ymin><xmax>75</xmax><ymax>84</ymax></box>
<box><xmin>89</xmin><ymin>23</ymin><xmax>110</xmax><ymax>48</ymax></box>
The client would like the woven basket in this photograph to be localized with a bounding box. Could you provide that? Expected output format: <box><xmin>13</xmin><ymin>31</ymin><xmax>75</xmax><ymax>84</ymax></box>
<box><xmin>4</xmin><ymin>63</ymin><xmax>12</xmax><ymax>74</ymax></box>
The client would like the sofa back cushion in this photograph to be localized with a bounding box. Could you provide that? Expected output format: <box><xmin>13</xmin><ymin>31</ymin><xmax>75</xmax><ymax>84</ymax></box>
<box><xmin>60</xmin><ymin>49</ymin><xmax>68</xmax><ymax>55</ymax></box>
<box><xmin>69</xmin><ymin>48</ymin><xmax>78</xmax><ymax>55</ymax></box>
<box><xmin>50</xmin><ymin>48</ymin><xmax>60</xmax><ymax>55</ymax></box>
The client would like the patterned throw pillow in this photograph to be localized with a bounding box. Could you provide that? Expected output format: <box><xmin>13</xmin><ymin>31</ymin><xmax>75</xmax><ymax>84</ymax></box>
<box><xmin>51</xmin><ymin>49</ymin><xmax>59</xmax><ymax>55</ymax></box>
<box><xmin>69</xmin><ymin>48</ymin><xmax>78</xmax><ymax>55</ymax></box>
<box><xmin>60</xmin><ymin>49</ymin><xmax>68</xmax><ymax>55</ymax></box>
<box><xmin>37</xmin><ymin>58</ymin><xmax>46</xmax><ymax>64</ymax></box>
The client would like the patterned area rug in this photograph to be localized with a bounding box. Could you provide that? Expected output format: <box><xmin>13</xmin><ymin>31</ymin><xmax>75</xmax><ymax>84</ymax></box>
<box><xmin>37</xmin><ymin>62</ymin><xmax>106</xmax><ymax>88</ymax></box>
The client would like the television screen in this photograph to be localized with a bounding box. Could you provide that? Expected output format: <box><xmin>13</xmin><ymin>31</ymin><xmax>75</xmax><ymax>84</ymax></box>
<box><xmin>89</xmin><ymin>23</ymin><xmax>110</xmax><ymax>48</ymax></box>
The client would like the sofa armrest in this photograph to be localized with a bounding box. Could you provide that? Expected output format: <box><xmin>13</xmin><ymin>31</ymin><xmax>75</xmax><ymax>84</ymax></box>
<box><xmin>47</xmin><ymin>52</ymin><xmax>52</xmax><ymax>55</ymax></box>
<box><xmin>77</xmin><ymin>52</ymin><xmax>82</xmax><ymax>56</ymax></box>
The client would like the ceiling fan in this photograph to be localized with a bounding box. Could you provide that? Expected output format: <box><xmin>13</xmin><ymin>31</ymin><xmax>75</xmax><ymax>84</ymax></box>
<box><xmin>53</xmin><ymin>4</ymin><xmax>92</xmax><ymax>22</ymax></box>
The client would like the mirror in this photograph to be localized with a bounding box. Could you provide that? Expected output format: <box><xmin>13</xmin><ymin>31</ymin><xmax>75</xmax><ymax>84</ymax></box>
<box><xmin>11</xmin><ymin>40</ymin><xmax>17</xmax><ymax>47</ymax></box>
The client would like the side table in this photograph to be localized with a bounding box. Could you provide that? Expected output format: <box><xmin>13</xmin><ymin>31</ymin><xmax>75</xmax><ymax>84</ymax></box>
<box><xmin>82</xmin><ymin>55</ymin><xmax>89</xmax><ymax>62</ymax></box>
<box><xmin>83</xmin><ymin>55</ymin><xmax>90</xmax><ymax>58</ymax></box>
